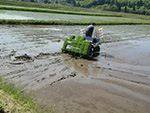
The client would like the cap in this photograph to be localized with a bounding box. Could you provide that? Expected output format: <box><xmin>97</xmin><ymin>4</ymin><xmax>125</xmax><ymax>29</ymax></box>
<box><xmin>92</xmin><ymin>23</ymin><xmax>95</xmax><ymax>25</ymax></box>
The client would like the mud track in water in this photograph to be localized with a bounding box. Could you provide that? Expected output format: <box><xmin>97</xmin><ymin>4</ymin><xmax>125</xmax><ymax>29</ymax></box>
<box><xmin>0</xmin><ymin>25</ymin><xmax>150</xmax><ymax>113</ymax></box>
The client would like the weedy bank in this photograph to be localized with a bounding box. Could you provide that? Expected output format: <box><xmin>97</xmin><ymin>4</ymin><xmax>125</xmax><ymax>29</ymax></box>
<box><xmin>0</xmin><ymin>77</ymin><xmax>56</xmax><ymax>113</ymax></box>
<box><xmin>0</xmin><ymin>19</ymin><xmax>150</xmax><ymax>25</ymax></box>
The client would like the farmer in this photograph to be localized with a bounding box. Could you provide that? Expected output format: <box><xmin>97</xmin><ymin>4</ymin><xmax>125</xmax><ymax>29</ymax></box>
<box><xmin>85</xmin><ymin>23</ymin><xmax>95</xmax><ymax>37</ymax></box>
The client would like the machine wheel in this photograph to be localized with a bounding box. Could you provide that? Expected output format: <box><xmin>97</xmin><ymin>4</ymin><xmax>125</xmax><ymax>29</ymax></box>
<box><xmin>79</xmin><ymin>54</ymin><xmax>84</xmax><ymax>58</ymax></box>
<box><xmin>62</xmin><ymin>49</ymin><xmax>68</xmax><ymax>53</ymax></box>
<box><xmin>62</xmin><ymin>49</ymin><xmax>65</xmax><ymax>53</ymax></box>
<box><xmin>88</xmin><ymin>46</ymin><xmax>94</xmax><ymax>58</ymax></box>
<box><xmin>95</xmin><ymin>46</ymin><xmax>100</xmax><ymax>52</ymax></box>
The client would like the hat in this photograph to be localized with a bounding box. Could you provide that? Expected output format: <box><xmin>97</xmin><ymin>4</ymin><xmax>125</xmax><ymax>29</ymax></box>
<box><xmin>92</xmin><ymin>23</ymin><xmax>95</xmax><ymax>25</ymax></box>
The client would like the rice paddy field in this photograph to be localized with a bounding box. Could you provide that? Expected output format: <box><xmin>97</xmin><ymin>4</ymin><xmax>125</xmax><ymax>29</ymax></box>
<box><xmin>0</xmin><ymin>5</ymin><xmax>150</xmax><ymax>25</ymax></box>
<box><xmin>0</xmin><ymin>3</ymin><xmax>150</xmax><ymax>113</ymax></box>
<box><xmin>0</xmin><ymin>24</ymin><xmax>150</xmax><ymax>113</ymax></box>
<box><xmin>0</xmin><ymin>10</ymin><xmax>147</xmax><ymax>23</ymax></box>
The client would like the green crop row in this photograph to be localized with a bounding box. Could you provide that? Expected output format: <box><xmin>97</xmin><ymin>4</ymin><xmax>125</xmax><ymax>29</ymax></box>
<box><xmin>0</xmin><ymin>19</ymin><xmax>150</xmax><ymax>25</ymax></box>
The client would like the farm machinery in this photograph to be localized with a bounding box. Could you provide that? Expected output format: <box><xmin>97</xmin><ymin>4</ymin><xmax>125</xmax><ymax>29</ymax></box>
<box><xmin>62</xmin><ymin>28</ymin><xmax>103</xmax><ymax>58</ymax></box>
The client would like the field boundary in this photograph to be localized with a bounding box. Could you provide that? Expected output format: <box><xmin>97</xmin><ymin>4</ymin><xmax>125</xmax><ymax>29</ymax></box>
<box><xmin>0</xmin><ymin>5</ymin><xmax>121</xmax><ymax>17</ymax></box>
<box><xmin>0</xmin><ymin>77</ymin><xmax>55</xmax><ymax>113</ymax></box>
<box><xmin>0</xmin><ymin>19</ymin><xmax>150</xmax><ymax>25</ymax></box>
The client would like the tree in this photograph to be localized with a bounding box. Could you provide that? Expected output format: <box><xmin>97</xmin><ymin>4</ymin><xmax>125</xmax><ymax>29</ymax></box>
<box><xmin>111</xmin><ymin>4</ymin><xmax>118</xmax><ymax>11</ymax></box>
<box><xmin>145</xmin><ymin>9</ymin><xmax>150</xmax><ymax>15</ymax></box>
<box><xmin>117</xmin><ymin>2</ymin><xmax>121</xmax><ymax>12</ymax></box>
<box><xmin>98</xmin><ymin>0</ymin><xmax>105</xmax><ymax>5</ymax></box>
<box><xmin>55</xmin><ymin>0</ymin><xmax>58</xmax><ymax>4</ymax></box>
<box><xmin>17</xmin><ymin>0</ymin><xmax>150</xmax><ymax>16</ymax></box>
<box><xmin>76</xmin><ymin>2</ymin><xmax>80</xmax><ymax>7</ymax></box>
<box><xmin>110</xmin><ymin>0</ymin><xmax>115</xmax><ymax>5</ymax></box>
<box><xmin>101</xmin><ymin>4</ymin><xmax>110</xmax><ymax>10</ymax></box>
<box><xmin>133</xmin><ymin>2</ymin><xmax>135</xmax><ymax>11</ymax></box>
<box><xmin>124</xmin><ymin>5</ymin><xmax>127</xmax><ymax>12</ymax></box>
<box><xmin>30</xmin><ymin>0</ymin><xmax>34</xmax><ymax>2</ymax></box>
<box><xmin>72</xmin><ymin>0</ymin><xmax>76</xmax><ymax>6</ymax></box>
<box><xmin>137</xmin><ymin>0</ymin><xmax>143</xmax><ymax>7</ymax></box>
<box><xmin>138</xmin><ymin>6</ymin><xmax>146</xmax><ymax>14</ymax></box>
<box><xmin>105</xmin><ymin>0</ymin><xmax>110</xmax><ymax>4</ymax></box>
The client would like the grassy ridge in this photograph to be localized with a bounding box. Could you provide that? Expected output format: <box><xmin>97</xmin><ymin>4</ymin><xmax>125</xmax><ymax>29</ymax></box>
<box><xmin>0</xmin><ymin>6</ymin><xmax>150</xmax><ymax>25</ymax></box>
<box><xmin>0</xmin><ymin>0</ymin><xmax>102</xmax><ymax>13</ymax></box>
<box><xmin>0</xmin><ymin>77</ymin><xmax>38</xmax><ymax>113</ymax></box>
<box><xmin>0</xmin><ymin>0</ymin><xmax>150</xmax><ymax>20</ymax></box>
<box><xmin>0</xmin><ymin>1</ymin><xmax>150</xmax><ymax>25</ymax></box>
<box><xmin>0</xmin><ymin>77</ymin><xmax>55</xmax><ymax>113</ymax></box>
<box><xmin>0</xmin><ymin>19</ymin><xmax>150</xmax><ymax>25</ymax></box>
<box><xmin>0</xmin><ymin>6</ymin><xmax>121</xmax><ymax>17</ymax></box>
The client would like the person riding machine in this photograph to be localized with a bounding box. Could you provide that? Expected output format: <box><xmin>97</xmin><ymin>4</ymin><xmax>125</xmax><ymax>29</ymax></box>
<box><xmin>62</xmin><ymin>23</ymin><xmax>101</xmax><ymax>58</ymax></box>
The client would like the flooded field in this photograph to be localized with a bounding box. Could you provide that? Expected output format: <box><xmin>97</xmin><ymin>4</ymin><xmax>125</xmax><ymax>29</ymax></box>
<box><xmin>0</xmin><ymin>10</ymin><xmax>149</xmax><ymax>23</ymax></box>
<box><xmin>0</xmin><ymin>25</ymin><xmax>150</xmax><ymax>113</ymax></box>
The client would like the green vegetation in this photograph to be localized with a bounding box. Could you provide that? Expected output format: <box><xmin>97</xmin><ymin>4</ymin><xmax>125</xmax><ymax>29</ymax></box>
<box><xmin>0</xmin><ymin>0</ymin><xmax>150</xmax><ymax>25</ymax></box>
<box><xmin>0</xmin><ymin>6</ymin><xmax>121</xmax><ymax>17</ymax></box>
<box><xmin>72</xmin><ymin>0</ymin><xmax>150</xmax><ymax>15</ymax></box>
<box><xmin>0</xmin><ymin>19</ymin><xmax>150</xmax><ymax>25</ymax></box>
<box><xmin>1</xmin><ymin>0</ymin><xmax>150</xmax><ymax>15</ymax></box>
<box><xmin>1</xmin><ymin>0</ymin><xmax>150</xmax><ymax>19</ymax></box>
<box><xmin>10</xmin><ymin>0</ymin><xmax>150</xmax><ymax>15</ymax></box>
<box><xmin>0</xmin><ymin>77</ymin><xmax>55</xmax><ymax>113</ymax></box>
<box><xmin>0</xmin><ymin>0</ymin><xmax>103</xmax><ymax>13</ymax></box>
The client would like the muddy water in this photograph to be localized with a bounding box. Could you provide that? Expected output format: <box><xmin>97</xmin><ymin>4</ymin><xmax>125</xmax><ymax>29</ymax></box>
<box><xmin>0</xmin><ymin>25</ymin><xmax>150</xmax><ymax>113</ymax></box>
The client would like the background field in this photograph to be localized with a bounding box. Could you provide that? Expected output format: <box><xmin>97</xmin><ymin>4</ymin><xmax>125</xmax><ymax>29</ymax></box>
<box><xmin>0</xmin><ymin>0</ymin><xmax>150</xmax><ymax>25</ymax></box>
<box><xmin>0</xmin><ymin>5</ymin><xmax>150</xmax><ymax>25</ymax></box>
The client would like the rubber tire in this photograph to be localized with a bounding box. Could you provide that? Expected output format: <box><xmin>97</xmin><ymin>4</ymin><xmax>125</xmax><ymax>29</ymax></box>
<box><xmin>88</xmin><ymin>46</ymin><xmax>94</xmax><ymax>58</ymax></box>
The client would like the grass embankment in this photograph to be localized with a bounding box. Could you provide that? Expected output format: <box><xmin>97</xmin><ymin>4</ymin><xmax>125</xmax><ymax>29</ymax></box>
<box><xmin>0</xmin><ymin>19</ymin><xmax>150</xmax><ymax>25</ymax></box>
<box><xmin>0</xmin><ymin>5</ymin><xmax>121</xmax><ymax>17</ymax></box>
<box><xmin>0</xmin><ymin>1</ymin><xmax>150</xmax><ymax>25</ymax></box>
<box><xmin>0</xmin><ymin>77</ymin><xmax>55</xmax><ymax>113</ymax></box>
<box><xmin>0</xmin><ymin>0</ymin><xmax>109</xmax><ymax>13</ymax></box>
<box><xmin>1</xmin><ymin>0</ymin><xmax>150</xmax><ymax>20</ymax></box>
<box><xmin>1</xmin><ymin>0</ymin><xmax>150</xmax><ymax>18</ymax></box>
